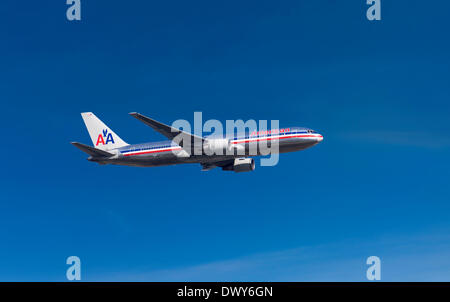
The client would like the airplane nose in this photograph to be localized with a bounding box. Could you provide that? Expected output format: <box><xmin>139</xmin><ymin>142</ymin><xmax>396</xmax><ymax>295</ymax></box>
<box><xmin>317</xmin><ymin>134</ymin><xmax>323</xmax><ymax>142</ymax></box>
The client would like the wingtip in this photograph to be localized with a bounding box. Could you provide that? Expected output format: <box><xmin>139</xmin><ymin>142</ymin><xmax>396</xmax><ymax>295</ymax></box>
<box><xmin>129</xmin><ymin>112</ymin><xmax>138</xmax><ymax>116</ymax></box>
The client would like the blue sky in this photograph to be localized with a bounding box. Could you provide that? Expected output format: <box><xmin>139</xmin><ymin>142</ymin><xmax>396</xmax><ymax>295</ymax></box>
<box><xmin>1</xmin><ymin>1</ymin><xmax>450</xmax><ymax>281</ymax></box>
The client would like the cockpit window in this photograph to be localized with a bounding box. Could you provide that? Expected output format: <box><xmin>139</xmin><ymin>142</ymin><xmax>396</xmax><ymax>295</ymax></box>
<box><xmin>307</xmin><ymin>129</ymin><xmax>315</xmax><ymax>133</ymax></box>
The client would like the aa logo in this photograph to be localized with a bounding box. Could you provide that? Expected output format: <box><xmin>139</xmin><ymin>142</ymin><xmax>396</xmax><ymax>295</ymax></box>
<box><xmin>96</xmin><ymin>129</ymin><xmax>115</xmax><ymax>146</ymax></box>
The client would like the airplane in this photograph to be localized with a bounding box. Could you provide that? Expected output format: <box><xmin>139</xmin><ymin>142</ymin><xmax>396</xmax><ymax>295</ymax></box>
<box><xmin>71</xmin><ymin>112</ymin><xmax>323</xmax><ymax>172</ymax></box>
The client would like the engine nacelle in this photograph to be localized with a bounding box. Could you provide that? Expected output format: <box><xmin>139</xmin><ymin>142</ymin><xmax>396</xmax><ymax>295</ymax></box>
<box><xmin>222</xmin><ymin>158</ymin><xmax>255</xmax><ymax>173</ymax></box>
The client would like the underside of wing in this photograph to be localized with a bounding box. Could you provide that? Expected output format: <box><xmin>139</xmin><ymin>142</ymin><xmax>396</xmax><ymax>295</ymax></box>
<box><xmin>200</xmin><ymin>159</ymin><xmax>235</xmax><ymax>171</ymax></box>
<box><xmin>201</xmin><ymin>158</ymin><xmax>256</xmax><ymax>173</ymax></box>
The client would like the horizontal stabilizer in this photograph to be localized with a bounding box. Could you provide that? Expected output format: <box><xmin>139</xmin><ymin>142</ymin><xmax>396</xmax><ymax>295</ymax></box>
<box><xmin>71</xmin><ymin>142</ymin><xmax>114</xmax><ymax>157</ymax></box>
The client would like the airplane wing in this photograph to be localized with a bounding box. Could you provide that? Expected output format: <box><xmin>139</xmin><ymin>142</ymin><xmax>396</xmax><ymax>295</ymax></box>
<box><xmin>71</xmin><ymin>142</ymin><xmax>114</xmax><ymax>157</ymax></box>
<box><xmin>129</xmin><ymin>112</ymin><xmax>204</xmax><ymax>154</ymax></box>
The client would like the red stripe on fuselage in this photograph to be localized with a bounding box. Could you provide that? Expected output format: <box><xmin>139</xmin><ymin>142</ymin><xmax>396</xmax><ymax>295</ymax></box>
<box><xmin>123</xmin><ymin>134</ymin><xmax>322</xmax><ymax>156</ymax></box>
<box><xmin>123</xmin><ymin>147</ymin><xmax>182</xmax><ymax>156</ymax></box>
<box><xmin>231</xmin><ymin>134</ymin><xmax>322</xmax><ymax>144</ymax></box>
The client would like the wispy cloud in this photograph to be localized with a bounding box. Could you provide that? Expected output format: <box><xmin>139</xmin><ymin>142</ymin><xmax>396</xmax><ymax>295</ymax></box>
<box><xmin>90</xmin><ymin>229</ymin><xmax>450</xmax><ymax>281</ymax></box>
<box><xmin>338</xmin><ymin>130</ymin><xmax>450</xmax><ymax>148</ymax></box>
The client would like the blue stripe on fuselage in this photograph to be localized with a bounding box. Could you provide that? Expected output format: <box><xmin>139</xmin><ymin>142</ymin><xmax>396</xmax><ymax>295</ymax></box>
<box><xmin>118</xmin><ymin>129</ymin><xmax>310</xmax><ymax>153</ymax></box>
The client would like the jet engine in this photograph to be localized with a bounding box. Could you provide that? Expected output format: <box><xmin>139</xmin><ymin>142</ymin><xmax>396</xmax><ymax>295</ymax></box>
<box><xmin>222</xmin><ymin>158</ymin><xmax>255</xmax><ymax>173</ymax></box>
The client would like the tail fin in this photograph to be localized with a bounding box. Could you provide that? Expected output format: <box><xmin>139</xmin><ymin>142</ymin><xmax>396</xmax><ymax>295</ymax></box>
<box><xmin>80</xmin><ymin>112</ymin><xmax>129</xmax><ymax>151</ymax></box>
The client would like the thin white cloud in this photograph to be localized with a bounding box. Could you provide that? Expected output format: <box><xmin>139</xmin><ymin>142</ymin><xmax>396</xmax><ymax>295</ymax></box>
<box><xmin>339</xmin><ymin>130</ymin><xmax>450</xmax><ymax>148</ymax></box>
<box><xmin>90</xmin><ymin>228</ymin><xmax>450</xmax><ymax>281</ymax></box>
